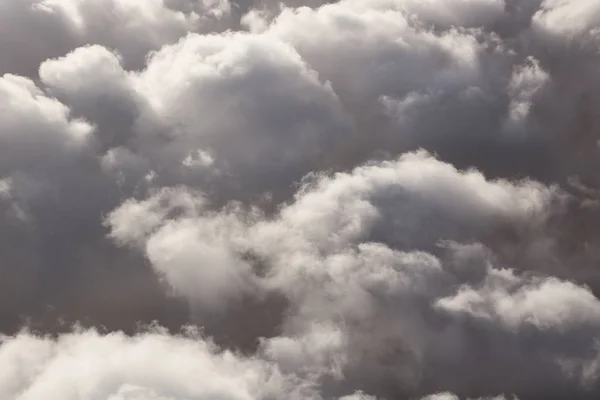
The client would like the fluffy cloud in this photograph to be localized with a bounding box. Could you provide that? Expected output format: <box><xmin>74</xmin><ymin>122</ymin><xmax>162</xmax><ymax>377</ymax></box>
<box><xmin>533</xmin><ymin>0</ymin><xmax>600</xmax><ymax>42</ymax></box>
<box><xmin>0</xmin><ymin>73</ymin><xmax>93</xmax><ymax>171</ymax></box>
<box><xmin>436</xmin><ymin>269</ymin><xmax>600</xmax><ymax>332</ymax></box>
<box><xmin>2</xmin><ymin>0</ymin><xmax>600</xmax><ymax>399</ymax></box>
<box><xmin>105</xmin><ymin>152</ymin><xmax>598</xmax><ymax>398</ymax></box>
<box><xmin>0</xmin><ymin>328</ymin><xmax>317</xmax><ymax>400</ymax></box>
<box><xmin>37</xmin><ymin>34</ymin><xmax>352</xmax><ymax>199</ymax></box>
<box><xmin>0</xmin><ymin>327</ymin><xmax>516</xmax><ymax>400</ymax></box>
<box><xmin>0</xmin><ymin>0</ymin><xmax>231</xmax><ymax>75</ymax></box>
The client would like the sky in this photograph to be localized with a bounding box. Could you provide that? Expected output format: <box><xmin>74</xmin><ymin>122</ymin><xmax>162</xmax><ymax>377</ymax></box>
<box><xmin>1</xmin><ymin>0</ymin><xmax>600</xmax><ymax>399</ymax></box>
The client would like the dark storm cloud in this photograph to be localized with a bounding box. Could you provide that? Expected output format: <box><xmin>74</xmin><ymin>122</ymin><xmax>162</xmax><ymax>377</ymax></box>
<box><xmin>2</xmin><ymin>0</ymin><xmax>600</xmax><ymax>399</ymax></box>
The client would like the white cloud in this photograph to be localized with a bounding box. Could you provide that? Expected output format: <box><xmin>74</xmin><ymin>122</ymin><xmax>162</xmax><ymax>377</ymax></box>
<box><xmin>2</xmin><ymin>0</ymin><xmax>600</xmax><ymax>398</ymax></box>
<box><xmin>436</xmin><ymin>269</ymin><xmax>600</xmax><ymax>332</ymax></box>
<box><xmin>0</xmin><ymin>73</ymin><xmax>93</xmax><ymax>173</ymax></box>
<box><xmin>106</xmin><ymin>151</ymin><xmax>591</xmax><ymax>396</ymax></box>
<box><xmin>533</xmin><ymin>0</ymin><xmax>600</xmax><ymax>42</ymax></box>
<box><xmin>0</xmin><ymin>328</ymin><xmax>315</xmax><ymax>400</ymax></box>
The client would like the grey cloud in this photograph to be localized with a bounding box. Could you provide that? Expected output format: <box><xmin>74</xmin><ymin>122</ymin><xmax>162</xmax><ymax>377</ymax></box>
<box><xmin>421</xmin><ymin>395</ymin><xmax>518</xmax><ymax>400</ymax></box>
<box><xmin>2</xmin><ymin>0</ymin><xmax>600</xmax><ymax>399</ymax></box>
<box><xmin>0</xmin><ymin>0</ymin><xmax>232</xmax><ymax>76</ymax></box>
<box><xmin>103</xmin><ymin>152</ymin><xmax>599</xmax><ymax>398</ymax></box>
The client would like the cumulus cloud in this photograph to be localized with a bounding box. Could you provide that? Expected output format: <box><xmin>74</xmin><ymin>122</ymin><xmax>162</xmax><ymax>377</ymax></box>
<box><xmin>0</xmin><ymin>0</ymin><xmax>232</xmax><ymax>76</ymax></box>
<box><xmin>2</xmin><ymin>0</ymin><xmax>600</xmax><ymax>399</ymax></box>
<box><xmin>533</xmin><ymin>0</ymin><xmax>600</xmax><ymax>42</ymax></box>
<box><xmin>0</xmin><ymin>328</ymin><xmax>318</xmax><ymax>400</ymax></box>
<box><xmin>102</xmin><ymin>152</ymin><xmax>598</xmax><ymax>398</ymax></box>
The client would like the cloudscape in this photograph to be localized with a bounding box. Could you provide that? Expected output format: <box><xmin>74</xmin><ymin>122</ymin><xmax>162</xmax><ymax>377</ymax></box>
<box><xmin>1</xmin><ymin>0</ymin><xmax>600</xmax><ymax>399</ymax></box>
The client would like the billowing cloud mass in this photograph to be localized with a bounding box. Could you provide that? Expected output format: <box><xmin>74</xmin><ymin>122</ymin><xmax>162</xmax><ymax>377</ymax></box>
<box><xmin>2</xmin><ymin>0</ymin><xmax>600</xmax><ymax>399</ymax></box>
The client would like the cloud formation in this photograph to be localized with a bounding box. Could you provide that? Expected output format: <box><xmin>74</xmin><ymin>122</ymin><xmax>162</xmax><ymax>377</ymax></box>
<box><xmin>2</xmin><ymin>0</ymin><xmax>600</xmax><ymax>399</ymax></box>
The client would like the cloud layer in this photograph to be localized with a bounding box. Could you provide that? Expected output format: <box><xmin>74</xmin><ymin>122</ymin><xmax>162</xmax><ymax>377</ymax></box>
<box><xmin>2</xmin><ymin>0</ymin><xmax>600</xmax><ymax>399</ymax></box>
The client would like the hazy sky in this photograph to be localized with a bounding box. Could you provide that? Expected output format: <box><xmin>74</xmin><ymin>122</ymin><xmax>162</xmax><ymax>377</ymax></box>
<box><xmin>1</xmin><ymin>0</ymin><xmax>600</xmax><ymax>399</ymax></box>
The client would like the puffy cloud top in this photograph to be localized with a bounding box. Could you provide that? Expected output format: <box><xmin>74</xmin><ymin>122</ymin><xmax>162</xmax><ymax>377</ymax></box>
<box><xmin>2</xmin><ymin>0</ymin><xmax>600</xmax><ymax>399</ymax></box>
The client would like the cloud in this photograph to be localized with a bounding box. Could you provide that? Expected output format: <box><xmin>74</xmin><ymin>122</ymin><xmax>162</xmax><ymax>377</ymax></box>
<box><xmin>0</xmin><ymin>73</ymin><xmax>93</xmax><ymax>171</ymax></box>
<box><xmin>107</xmin><ymin>187</ymin><xmax>259</xmax><ymax>313</ymax></box>
<box><xmin>36</xmin><ymin>34</ymin><xmax>352</xmax><ymax>200</ymax></box>
<box><xmin>104</xmin><ymin>151</ymin><xmax>599</xmax><ymax>398</ymax></box>
<box><xmin>0</xmin><ymin>328</ymin><xmax>318</xmax><ymax>400</ymax></box>
<box><xmin>0</xmin><ymin>0</ymin><xmax>231</xmax><ymax>76</ymax></box>
<box><xmin>436</xmin><ymin>269</ymin><xmax>600</xmax><ymax>332</ymax></box>
<box><xmin>421</xmin><ymin>395</ymin><xmax>517</xmax><ymax>400</ymax></box>
<box><xmin>532</xmin><ymin>0</ymin><xmax>600</xmax><ymax>42</ymax></box>
<box><xmin>2</xmin><ymin>0</ymin><xmax>600</xmax><ymax>399</ymax></box>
